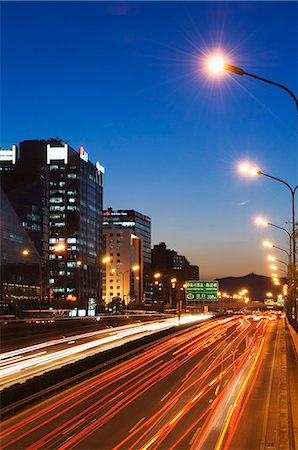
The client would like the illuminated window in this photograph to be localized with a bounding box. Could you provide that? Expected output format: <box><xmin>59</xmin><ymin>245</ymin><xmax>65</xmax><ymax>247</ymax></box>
<box><xmin>67</xmin><ymin>262</ymin><xmax>77</xmax><ymax>268</ymax></box>
<box><xmin>50</xmin><ymin>197</ymin><xmax>64</xmax><ymax>204</ymax></box>
<box><xmin>67</xmin><ymin>238</ymin><xmax>77</xmax><ymax>243</ymax></box>
<box><xmin>50</xmin><ymin>206</ymin><xmax>65</xmax><ymax>211</ymax></box>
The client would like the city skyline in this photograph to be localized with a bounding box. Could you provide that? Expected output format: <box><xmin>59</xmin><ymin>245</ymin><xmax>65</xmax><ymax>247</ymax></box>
<box><xmin>2</xmin><ymin>1</ymin><xmax>297</xmax><ymax>279</ymax></box>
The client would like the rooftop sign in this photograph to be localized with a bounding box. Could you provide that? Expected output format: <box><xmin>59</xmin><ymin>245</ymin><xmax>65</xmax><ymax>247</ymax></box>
<box><xmin>0</xmin><ymin>145</ymin><xmax>17</xmax><ymax>164</ymax></box>
<box><xmin>47</xmin><ymin>144</ymin><xmax>68</xmax><ymax>164</ymax></box>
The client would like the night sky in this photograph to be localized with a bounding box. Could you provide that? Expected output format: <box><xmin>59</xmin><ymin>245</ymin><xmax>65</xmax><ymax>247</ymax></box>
<box><xmin>2</xmin><ymin>1</ymin><xmax>297</xmax><ymax>279</ymax></box>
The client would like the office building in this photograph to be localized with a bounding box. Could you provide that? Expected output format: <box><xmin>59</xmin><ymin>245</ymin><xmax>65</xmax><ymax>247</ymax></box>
<box><xmin>102</xmin><ymin>228</ymin><xmax>143</xmax><ymax>305</ymax></box>
<box><xmin>0</xmin><ymin>139</ymin><xmax>104</xmax><ymax>312</ymax></box>
<box><xmin>151</xmin><ymin>242</ymin><xmax>199</xmax><ymax>306</ymax></box>
<box><xmin>103</xmin><ymin>208</ymin><xmax>151</xmax><ymax>300</ymax></box>
<box><xmin>0</xmin><ymin>186</ymin><xmax>40</xmax><ymax>314</ymax></box>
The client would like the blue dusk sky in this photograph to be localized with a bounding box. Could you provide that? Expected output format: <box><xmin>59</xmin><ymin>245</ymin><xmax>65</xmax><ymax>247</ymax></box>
<box><xmin>1</xmin><ymin>1</ymin><xmax>298</xmax><ymax>279</ymax></box>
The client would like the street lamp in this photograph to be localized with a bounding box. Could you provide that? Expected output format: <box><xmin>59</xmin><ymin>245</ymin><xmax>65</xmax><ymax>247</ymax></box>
<box><xmin>207</xmin><ymin>55</ymin><xmax>298</xmax><ymax>117</ymax></box>
<box><xmin>263</xmin><ymin>240</ymin><xmax>291</xmax><ymax>258</ymax></box>
<box><xmin>267</xmin><ymin>255</ymin><xmax>288</xmax><ymax>268</ymax></box>
<box><xmin>121</xmin><ymin>265</ymin><xmax>139</xmax><ymax>305</ymax></box>
<box><xmin>255</xmin><ymin>216</ymin><xmax>292</xmax><ymax>261</ymax></box>
<box><xmin>54</xmin><ymin>242</ymin><xmax>66</xmax><ymax>253</ymax></box>
<box><xmin>240</xmin><ymin>164</ymin><xmax>297</xmax><ymax>265</ymax></box>
<box><xmin>170</xmin><ymin>278</ymin><xmax>177</xmax><ymax>307</ymax></box>
<box><xmin>22</xmin><ymin>248</ymin><xmax>42</xmax><ymax>311</ymax></box>
<box><xmin>102</xmin><ymin>256</ymin><xmax>111</xmax><ymax>264</ymax></box>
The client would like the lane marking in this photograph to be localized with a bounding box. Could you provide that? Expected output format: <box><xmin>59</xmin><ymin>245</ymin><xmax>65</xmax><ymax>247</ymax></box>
<box><xmin>160</xmin><ymin>391</ymin><xmax>171</xmax><ymax>402</ymax></box>
<box><xmin>189</xmin><ymin>426</ymin><xmax>202</xmax><ymax>445</ymax></box>
<box><xmin>129</xmin><ymin>417</ymin><xmax>145</xmax><ymax>434</ymax></box>
<box><xmin>62</xmin><ymin>418</ymin><xmax>86</xmax><ymax>435</ymax></box>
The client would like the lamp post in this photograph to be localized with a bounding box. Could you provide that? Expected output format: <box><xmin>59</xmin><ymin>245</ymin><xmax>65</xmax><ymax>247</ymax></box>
<box><xmin>207</xmin><ymin>56</ymin><xmax>298</xmax><ymax>127</ymax></box>
<box><xmin>22</xmin><ymin>249</ymin><xmax>42</xmax><ymax>312</ymax></box>
<box><xmin>209</xmin><ymin>55</ymin><xmax>298</xmax><ymax>321</ymax></box>
<box><xmin>263</xmin><ymin>240</ymin><xmax>291</xmax><ymax>258</ymax></box>
<box><xmin>255</xmin><ymin>216</ymin><xmax>292</xmax><ymax>263</ymax></box>
<box><xmin>122</xmin><ymin>265</ymin><xmax>139</xmax><ymax>306</ymax></box>
<box><xmin>170</xmin><ymin>278</ymin><xmax>177</xmax><ymax>307</ymax></box>
<box><xmin>54</xmin><ymin>242</ymin><xmax>66</xmax><ymax>308</ymax></box>
<box><xmin>241</xmin><ymin>165</ymin><xmax>297</xmax><ymax>266</ymax></box>
<box><xmin>267</xmin><ymin>255</ymin><xmax>288</xmax><ymax>268</ymax></box>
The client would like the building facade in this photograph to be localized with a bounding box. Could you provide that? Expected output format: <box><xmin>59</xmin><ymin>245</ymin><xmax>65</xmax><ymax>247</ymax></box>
<box><xmin>102</xmin><ymin>208</ymin><xmax>151</xmax><ymax>302</ymax></box>
<box><xmin>151</xmin><ymin>242</ymin><xmax>199</xmax><ymax>307</ymax></box>
<box><xmin>102</xmin><ymin>228</ymin><xmax>143</xmax><ymax>306</ymax></box>
<box><xmin>0</xmin><ymin>186</ymin><xmax>41</xmax><ymax>315</ymax></box>
<box><xmin>0</xmin><ymin>139</ymin><xmax>104</xmax><ymax>312</ymax></box>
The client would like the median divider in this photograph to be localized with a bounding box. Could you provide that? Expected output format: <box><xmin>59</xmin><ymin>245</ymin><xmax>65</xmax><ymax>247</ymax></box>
<box><xmin>286</xmin><ymin>317</ymin><xmax>298</xmax><ymax>356</ymax></box>
<box><xmin>1</xmin><ymin>320</ymin><xmax>202</xmax><ymax>420</ymax></box>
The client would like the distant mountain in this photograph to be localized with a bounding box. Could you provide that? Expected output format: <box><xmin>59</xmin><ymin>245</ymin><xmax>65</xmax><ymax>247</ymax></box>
<box><xmin>216</xmin><ymin>273</ymin><xmax>286</xmax><ymax>301</ymax></box>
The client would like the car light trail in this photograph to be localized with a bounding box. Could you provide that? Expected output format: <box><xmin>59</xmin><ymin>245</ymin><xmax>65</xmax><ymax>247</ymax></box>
<box><xmin>0</xmin><ymin>316</ymin><xmax>270</xmax><ymax>450</ymax></box>
<box><xmin>0</xmin><ymin>314</ymin><xmax>210</xmax><ymax>389</ymax></box>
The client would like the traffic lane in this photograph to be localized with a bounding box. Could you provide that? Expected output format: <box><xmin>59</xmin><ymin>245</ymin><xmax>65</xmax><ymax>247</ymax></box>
<box><xmin>0</xmin><ymin>315</ymin><xmax>211</xmax><ymax>390</ymax></box>
<box><xmin>0</xmin><ymin>318</ymin><xmax>184</xmax><ymax>389</ymax></box>
<box><xmin>42</xmin><ymin>318</ymin><xmax>265</xmax><ymax>449</ymax></box>
<box><xmin>108</xmin><ymin>319</ymin><xmax>266</xmax><ymax>450</ymax></box>
<box><xmin>0</xmin><ymin>317</ymin><xmax>267</xmax><ymax>450</ymax></box>
<box><xmin>0</xmin><ymin>315</ymin><xmax>170</xmax><ymax>352</ymax></box>
<box><xmin>0</xmin><ymin>317</ymin><xmax>239</xmax><ymax>448</ymax></box>
<box><xmin>227</xmin><ymin>319</ymin><xmax>292</xmax><ymax>450</ymax></box>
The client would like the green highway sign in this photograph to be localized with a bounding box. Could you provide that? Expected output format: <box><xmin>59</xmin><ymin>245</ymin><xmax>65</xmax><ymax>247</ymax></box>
<box><xmin>185</xmin><ymin>280</ymin><xmax>219</xmax><ymax>302</ymax></box>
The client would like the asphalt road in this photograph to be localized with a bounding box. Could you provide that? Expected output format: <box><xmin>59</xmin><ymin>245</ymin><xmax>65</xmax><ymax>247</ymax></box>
<box><xmin>0</xmin><ymin>315</ymin><xmax>208</xmax><ymax>390</ymax></box>
<box><xmin>1</xmin><ymin>314</ymin><xmax>278</xmax><ymax>450</ymax></box>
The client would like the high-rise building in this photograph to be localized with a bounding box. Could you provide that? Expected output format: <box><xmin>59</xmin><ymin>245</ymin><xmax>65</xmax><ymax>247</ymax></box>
<box><xmin>0</xmin><ymin>186</ymin><xmax>41</xmax><ymax>314</ymax></box>
<box><xmin>102</xmin><ymin>208</ymin><xmax>151</xmax><ymax>300</ymax></box>
<box><xmin>102</xmin><ymin>228</ymin><xmax>143</xmax><ymax>305</ymax></box>
<box><xmin>151</xmin><ymin>242</ymin><xmax>199</xmax><ymax>306</ymax></box>
<box><xmin>0</xmin><ymin>139</ymin><xmax>104</xmax><ymax>312</ymax></box>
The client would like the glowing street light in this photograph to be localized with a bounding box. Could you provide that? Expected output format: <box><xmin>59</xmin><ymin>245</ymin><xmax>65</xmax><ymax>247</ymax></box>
<box><xmin>238</xmin><ymin>162</ymin><xmax>260</xmax><ymax>176</ymax></box>
<box><xmin>263</xmin><ymin>240</ymin><xmax>273</xmax><ymax>249</ymax></box>
<box><xmin>207</xmin><ymin>55</ymin><xmax>225</xmax><ymax>74</ymax></box>
<box><xmin>22</xmin><ymin>249</ymin><xmax>30</xmax><ymax>256</ymax></box>
<box><xmin>207</xmin><ymin>56</ymin><xmax>298</xmax><ymax>116</ymax></box>
<box><xmin>255</xmin><ymin>216</ymin><xmax>292</xmax><ymax>259</ymax></box>
<box><xmin>154</xmin><ymin>273</ymin><xmax>161</xmax><ymax>279</ymax></box>
<box><xmin>240</xmin><ymin>163</ymin><xmax>297</xmax><ymax>266</ymax></box>
<box><xmin>54</xmin><ymin>242</ymin><xmax>66</xmax><ymax>252</ymax></box>
<box><xmin>102</xmin><ymin>256</ymin><xmax>111</xmax><ymax>264</ymax></box>
<box><xmin>262</xmin><ymin>241</ymin><xmax>290</xmax><ymax>258</ymax></box>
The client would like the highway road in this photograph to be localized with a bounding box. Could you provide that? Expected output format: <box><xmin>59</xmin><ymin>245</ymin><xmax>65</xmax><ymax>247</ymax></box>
<box><xmin>1</xmin><ymin>314</ymin><xmax>279</xmax><ymax>450</ymax></box>
<box><xmin>0</xmin><ymin>314</ymin><xmax>209</xmax><ymax>390</ymax></box>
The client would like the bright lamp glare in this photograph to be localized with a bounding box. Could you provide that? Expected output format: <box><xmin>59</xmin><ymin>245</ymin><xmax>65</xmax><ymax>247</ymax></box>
<box><xmin>255</xmin><ymin>216</ymin><xmax>268</xmax><ymax>226</ymax></box>
<box><xmin>238</xmin><ymin>162</ymin><xmax>259</xmax><ymax>176</ymax></box>
<box><xmin>267</xmin><ymin>256</ymin><xmax>276</xmax><ymax>262</ymax></box>
<box><xmin>208</xmin><ymin>55</ymin><xmax>225</xmax><ymax>74</ymax></box>
<box><xmin>263</xmin><ymin>241</ymin><xmax>273</xmax><ymax>248</ymax></box>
